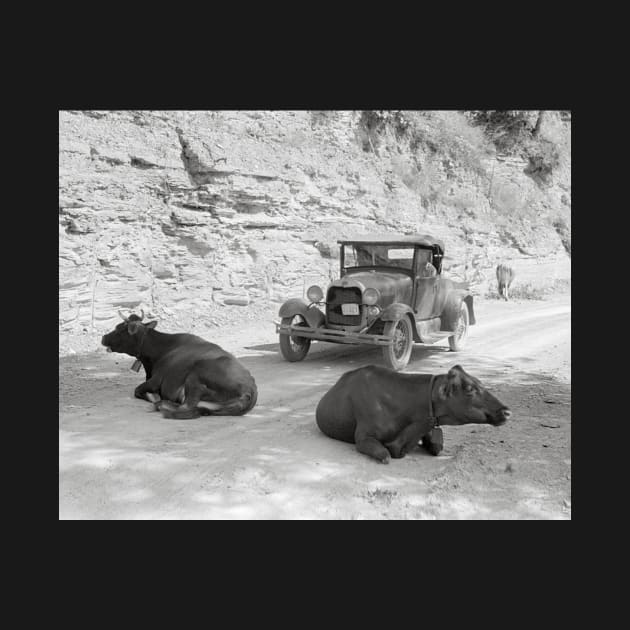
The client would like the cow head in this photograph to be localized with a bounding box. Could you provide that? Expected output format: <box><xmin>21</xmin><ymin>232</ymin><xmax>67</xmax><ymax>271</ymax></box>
<box><xmin>101</xmin><ymin>310</ymin><xmax>158</xmax><ymax>357</ymax></box>
<box><xmin>435</xmin><ymin>365</ymin><xmax>511</xmax><ymax>427</ymax></box>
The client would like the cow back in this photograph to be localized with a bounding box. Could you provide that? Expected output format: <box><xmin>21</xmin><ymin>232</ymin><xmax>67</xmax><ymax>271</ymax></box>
<box><xmin>496</xmin><ymin>264</ymin><xmax>514</xmax><ymax>285</ymax></box>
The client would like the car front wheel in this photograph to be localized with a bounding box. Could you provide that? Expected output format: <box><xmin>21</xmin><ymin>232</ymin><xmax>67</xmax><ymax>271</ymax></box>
<box><xmin>382</xmin><ymin>316</ymin><xmax>414</xmax><ymax>371</ymax></box>
<box><xmin>448</xmin><ymin>302</ymin><xmax>469</xmax><ymax>351</ymax></box>
<box><xmin>279</xmin><ymin>315</ymin><xmax>311</xmax><ymax>362</ymax></box>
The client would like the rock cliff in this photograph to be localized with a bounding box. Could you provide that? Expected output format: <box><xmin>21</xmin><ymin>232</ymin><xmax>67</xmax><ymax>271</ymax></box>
<box><xmin>59</xmin><ymin>110</ymin><xmax>570</xmax><ymax>354</ymax></box>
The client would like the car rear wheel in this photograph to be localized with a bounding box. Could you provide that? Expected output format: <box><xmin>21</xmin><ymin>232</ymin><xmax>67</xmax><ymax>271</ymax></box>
<box><xmin>279</xmin><ymin>315</ymin><xmax>311</xmax><ymax>362</ymax></box>
<box><xmin>382</xmin><ymin>316</ymin><xmax>414</xmax><ymax>371</ymax></box>
<box><xmin>448</xmin><ymin>302</ymin><xmax>469</xmax><ymax>351</ymax></box>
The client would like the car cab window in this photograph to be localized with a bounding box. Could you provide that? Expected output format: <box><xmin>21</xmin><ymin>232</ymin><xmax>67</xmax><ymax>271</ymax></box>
<box><xmin>344</xmin><ymin>247</ymin><xmax>358</xmax><ymax>267</ymax></box>
<box><xmin>343</xmin><ymin>244</ymin><xmax>415</xmax><ymax>271</ymax></box>
<box><xmin>416</xmin><ymin>248</ymin><xmax>437</xmax><ymax>277</ymax></box>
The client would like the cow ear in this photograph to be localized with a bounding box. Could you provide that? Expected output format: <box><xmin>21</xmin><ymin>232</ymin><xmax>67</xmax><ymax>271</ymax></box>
<box><xmin>447</xmin><ymin>366</ymin><xmax>463</xmax><ymax>384</ymax></box>
<box><xmin>127</xmin><ymin>321</ymin><xmax>141</xmax><ymax>335</ymax></box>
<box><xmin>145</xmin><ymin>320</ymin><xmax>158</xmax><ymax>329</ymax></box>
<box><xmin>442</xmin><ymin>366</ymin><xmax>464</xmax><ymax>396</ymax></box>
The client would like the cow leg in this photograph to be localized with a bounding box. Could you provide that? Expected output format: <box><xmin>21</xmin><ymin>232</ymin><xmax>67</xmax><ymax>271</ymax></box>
<box><xmin>421</xmin><ymin>431</ymin><xmax>444</xmax><ymax>456</ymax></box>
<box><xmin>355</xmin><ymin>429</ymin><xmax>391</xmax><ymax>464</ymax></box>
<box><xmin>134</xmin><ymin>377</ymin><xmax>161</xmax><ymax>403</ymax></box>
<box><xmin>154</xmin><ymin>383</ymin><xmax>222</xmax><ymax>418</ymax></box>
<box><xmin>159</xmin><ymin>404</ymin><xmax>200</xmax><ymax>419</ymax></box>
<box><xmin>159</xmin><ymin>402</ymin><xmax>202</xmax><ymax>419</ymax></box>
<box><xmin>158</xmin><ymin>373</ymin><xmax>209</xmax><ymax>419</ymax></box>
<box><xmin>384</xmin><ymin>421</ymin><xmax>430</xmax><ymax>459</ymax></box>
<box><xmin>154</xmin><ymin>400</ymin><xmax>184</xmax><ymax>413</ymax></box>
<box><xmin>157</xmin><ymin>396</ymin><xmax>201</xmax><ymax>419</ymax></box>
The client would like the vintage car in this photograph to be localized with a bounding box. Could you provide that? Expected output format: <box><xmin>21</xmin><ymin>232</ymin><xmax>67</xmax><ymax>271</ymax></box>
<box><xmin>275</xmin><ymin>234</ymin><xmax>475</xmax><ymax>370</ymax></box>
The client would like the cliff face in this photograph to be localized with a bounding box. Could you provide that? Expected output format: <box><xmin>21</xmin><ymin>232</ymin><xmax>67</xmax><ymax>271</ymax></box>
<box><xmin>59</xmin><ymin>110</ymin><xmax>571</xmax><ymax>353</ymax></box>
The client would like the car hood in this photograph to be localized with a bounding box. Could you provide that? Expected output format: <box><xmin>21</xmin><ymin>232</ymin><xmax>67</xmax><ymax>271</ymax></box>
<box><xmin>329</xmin><ymin>271</ymin><xmax>413</xmax><ymax>306</ymax></box>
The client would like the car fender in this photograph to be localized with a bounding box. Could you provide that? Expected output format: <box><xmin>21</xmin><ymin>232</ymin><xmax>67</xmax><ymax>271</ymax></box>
<box><xmin>379</xmin><ymin>303</ymin><xmax>420</xmax><ymax>341</ymax></box>
<box><xmin>278</xmin><ymin>298</ymin><xmax>325</xmax><ymax>328</ymax></box>
<box><xmin>380</xmin><ymin>302</ymin><xmax>415</xmax><ymax>322</ymax></box>
<box><xmin>440</xmin><ymin>290</ymin><xmax>476</xmax><ymax>331</ymax></box>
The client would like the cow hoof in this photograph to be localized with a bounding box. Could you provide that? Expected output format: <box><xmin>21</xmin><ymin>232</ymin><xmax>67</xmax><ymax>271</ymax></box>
<box><xmin>380</xmin><ymin>455</ymin><xmax>391</xmax><ymax>464</ymax></box>
<box><xmin>146</xmin><ymin>393</ymin><xmax>161</xmax><ymax>404</ymax></box>
<box><xmin>385</xmin><ymin>441</ymin><xmax>409</xmax><ymax>458</ymax></box>
<box><xmin>428</xmin><ymin>445</ymin><xmax>443</xmax><ymax>456</ymax></box>
<box><xmin>385</xmin><ymin>443</ymin><xmax>400</xmax><ymax>458</ymax></box>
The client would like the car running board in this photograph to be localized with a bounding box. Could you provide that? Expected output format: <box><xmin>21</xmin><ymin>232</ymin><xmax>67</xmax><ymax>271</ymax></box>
<box><xmin>416</xmin><ymin>317</ymin><xmax>453</xmax><ymax>343</ymax></box>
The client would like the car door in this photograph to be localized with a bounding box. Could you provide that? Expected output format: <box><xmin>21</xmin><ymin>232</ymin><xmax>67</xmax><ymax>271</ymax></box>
<box><xmin>413</xmin><ymin>248</ymin><xmax>438</xmax><ymax>319</ymax></box>
<box><xmin>414</xmin><ymin>276</ymin><xmax>438</xmax><ymax>319</ymax></box>
<box><xmin>432</xmin><ymin>275</ymin><xmax>449</xmax><ymax>318</ymax></box>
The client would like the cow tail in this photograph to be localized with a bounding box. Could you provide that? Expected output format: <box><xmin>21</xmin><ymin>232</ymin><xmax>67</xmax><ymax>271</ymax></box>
<box><xmin>160</xmin><ymin>407</ymin><xmax>202</xmax><ymax>419</ymax></box>
<box><xmin>219</xmin><ymin>385</ymin><xmax>258</xmax><ymax>416</ymax></box>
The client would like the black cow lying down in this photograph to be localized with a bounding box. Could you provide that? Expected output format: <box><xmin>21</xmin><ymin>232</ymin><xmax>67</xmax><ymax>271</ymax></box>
<box><xmin>316</xmin><ymin>364</ymin><xmax>510</xmax><ymax>463</ymax></box>
<box><xmin>101</xmin><ymin>311</ymin><xmax>257</xmax><ymax>419</ymax></box>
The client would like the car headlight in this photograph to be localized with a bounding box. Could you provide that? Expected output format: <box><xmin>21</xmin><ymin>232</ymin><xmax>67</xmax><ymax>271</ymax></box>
<box><xmin>307</xmin><ymin>285</ymin><xmax>324</xmax><ymax>302</ymax></box>
<box><xmin>363</xmin><ymin>288</ymin><xmax>380</xmax><ymax>305</ymax></box>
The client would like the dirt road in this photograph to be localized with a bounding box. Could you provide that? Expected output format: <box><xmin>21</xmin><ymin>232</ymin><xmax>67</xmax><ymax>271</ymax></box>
<box><xmin>59</xmin><ymin>293</ymin><xmax>571</xmax><ymax>520</ymax></box>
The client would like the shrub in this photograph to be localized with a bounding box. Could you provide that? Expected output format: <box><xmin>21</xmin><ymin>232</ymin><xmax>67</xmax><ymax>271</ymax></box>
<box><xmin>357</xmin><ymin>110</ymin><xmax>410</xmax><ymax>152</ymax></box>
<box><xmin>523</xmin><ymin>138</ymin><xmax>562</xmax><ymax>187</ymax></box>
<box><xmin>484</xmin><ymin>278</ymin><xmax>570</xmax><ymax>301</ymax></box>
<box><xmin>552</xmin><ymin>217</ymin><xmax>571</xmax><ymax>255</ymax></box>
<box><xmin>468</xmin><ymin>110</ymin><xmax>536</xmax><ymax>154</ymax></box>
<box><xmin>357</xmin><ymin>111</ymin><xmax>490</xmax><ymax>175</ymax></box>
<box><xmin>402</xmin><ymin>111</ymin><xmax>490</xmax><ymax>174</ymax></box>
<box><xmin>469</xmin><ymin>110</ymin><xmax>570</xmax><ymax>187</ymax></box>
<box><xmin>310</xmin><ymin>111</ymin><xmax>336</xmax><ymax>128</ymax></box>
<box><xmin>508</xmin><ymin>283</ymin><xmax>547</xmax><ymax>300</ymax></box>
<box><xmin>484</xmin><ymin>282</ymin><xmax>545</xmax><ymax>301</ymax></box>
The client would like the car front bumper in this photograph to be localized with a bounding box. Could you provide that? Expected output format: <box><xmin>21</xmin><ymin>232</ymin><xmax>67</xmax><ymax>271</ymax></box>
<box><xmin>275</xmin><ymin>322</ymin><xmax>394</xmax><ymax>346</ymax></box>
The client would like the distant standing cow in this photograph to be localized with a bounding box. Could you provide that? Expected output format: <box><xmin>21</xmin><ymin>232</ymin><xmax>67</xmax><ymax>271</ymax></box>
<box><xmin>496</xmin><ymin>264</ymin><xmax>515</xmax><ymax>301</ymax></box>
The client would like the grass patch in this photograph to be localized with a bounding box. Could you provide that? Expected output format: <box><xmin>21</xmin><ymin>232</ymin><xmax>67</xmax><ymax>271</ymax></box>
<box><xmin>357</xmin><ymin>110</ymin><xmax>491</xmax><ymax>176</ymax></box>
<box><xmin>552</xmin><ymin>217</ymin><xmax>571</xmax><ymax>256</ymax></box>
<box><xmin>365</xmin><ymin>488</ymin><xmax>399</xmax><ymax>505</ymax></box>
<box><xmin>485</xmin><ymin>278</ymin><xmax>571</xmax><ymax>301</ymax></box>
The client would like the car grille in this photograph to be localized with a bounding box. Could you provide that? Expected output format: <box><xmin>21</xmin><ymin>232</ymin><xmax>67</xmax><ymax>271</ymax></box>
<box><xmin>326</xmin><ymin>287</ymin><xmax>363</xmax><ymax>326</ymax></box>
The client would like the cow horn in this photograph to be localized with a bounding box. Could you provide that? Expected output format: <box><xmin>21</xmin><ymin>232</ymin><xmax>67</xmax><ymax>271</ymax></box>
<box><xmin>138</xmin><ymin>308</ymin><xmax>145</xmax><ymax>321</ymax></box>
<box><xmin>118</xmin><ymin>309</ymin><xmax>129</xmax><ymax>322</ymax></box>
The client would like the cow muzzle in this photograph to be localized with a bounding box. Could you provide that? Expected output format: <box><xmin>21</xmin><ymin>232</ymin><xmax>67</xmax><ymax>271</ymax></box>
<box><xmin>491</xmin><ymin>408</ymin><xmax>511</xmax><ymax>426</ymax></box>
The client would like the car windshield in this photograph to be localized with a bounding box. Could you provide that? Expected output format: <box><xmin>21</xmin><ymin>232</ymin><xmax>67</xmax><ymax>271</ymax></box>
<box><xmin>343</xmin><ymin>244</ymin><xmax>415</xmax><ymax>271</ymax></box>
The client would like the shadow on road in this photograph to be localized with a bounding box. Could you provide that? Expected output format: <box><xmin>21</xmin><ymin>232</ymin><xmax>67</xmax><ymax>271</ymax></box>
<box><xmin>60</xmin><ymin>345</ymin><xmax>571</xmax><ymax>519</ymax></box>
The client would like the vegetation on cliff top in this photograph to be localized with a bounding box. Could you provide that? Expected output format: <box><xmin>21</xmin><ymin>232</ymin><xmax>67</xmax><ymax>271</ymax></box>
<box><xmin>357</xmin><ymin>109</ymin><xmax>570</xmax><ymax>187</ymax></box>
